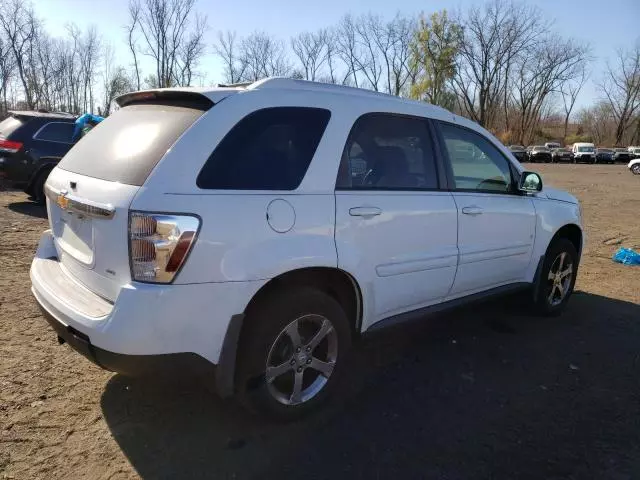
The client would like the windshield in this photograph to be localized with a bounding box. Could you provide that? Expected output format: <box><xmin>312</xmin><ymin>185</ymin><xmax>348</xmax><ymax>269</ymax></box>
<box><xmin>0</xmin><ymin>116</ymin><xmax>24</xmax><ymax>137</ymax></box>
<box><xmin>598</xmin><ymin>149</ymin><xmax>613</xmax><ymax>153</ymax></box>
<box><xmin>533</xmin><ymin>146</ymin><xmax>549</xmax><ymax>152</ymax></box>
<box><xmin>578</xmin><ymin>146</ymin><xmax>595</xmax><ymax>152</ymax></box>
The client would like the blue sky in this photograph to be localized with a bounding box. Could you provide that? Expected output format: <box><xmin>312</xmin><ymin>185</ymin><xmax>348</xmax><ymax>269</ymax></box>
<box><xmin>33</xmin><ymin>0</ymin><xmax>640</xmax><ymax>110</ymax></box>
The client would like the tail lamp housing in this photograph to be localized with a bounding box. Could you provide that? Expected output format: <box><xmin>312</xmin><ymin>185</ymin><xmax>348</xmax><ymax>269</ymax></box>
<box><xmin>129</xmin><ymin>212</ymin><xmax>200</xmax><ymax>283</ymax></box>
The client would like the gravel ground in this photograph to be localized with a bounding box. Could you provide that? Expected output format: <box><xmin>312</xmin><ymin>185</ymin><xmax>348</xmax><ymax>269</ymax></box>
<box><xmin>1</xmin><ymin>163</ymin><xmax>639</xmax><ymax>479</ymax></box>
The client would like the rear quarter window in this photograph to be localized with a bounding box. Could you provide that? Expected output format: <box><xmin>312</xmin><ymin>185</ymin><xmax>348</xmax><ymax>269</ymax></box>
<box><xmin>197</xmin><ymin>107</ymin><xmax>331</xmax><ymax>190</ymax></box>
<box><xmin>33</xmin><ymin>122</ymin><xmax>75</xmax><ymax>143</ymax></box>
<box><xmin>57</xmin><ymin>104</ymin><xmax>205</xmax><ymax>186</ymax></box>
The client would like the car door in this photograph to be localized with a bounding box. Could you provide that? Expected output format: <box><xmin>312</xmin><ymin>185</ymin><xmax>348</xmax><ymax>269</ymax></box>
<box><xmin>436</xmin><ymin>121</ymin><xmax>536</xmax><ymax>297</ymax></box>
<box><xmin>334</xmin><ymin>113</ymin><xmax>458</xmax><ymax>329</ymax></box>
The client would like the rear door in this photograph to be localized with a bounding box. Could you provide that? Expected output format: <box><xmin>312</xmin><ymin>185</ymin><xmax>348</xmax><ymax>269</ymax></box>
<box><xmin>335</xmin><ymin>113</ymin><xmax>458</xmax><ymax>329</ymax></box>
<box><xmin>436</xmin><ymin>121</ymin><xmax>536</xmax><ymax>297</ymax></box>
<box><xmin>46</xmin><ymin>99</ymin><xmax>211</xmax><ymax>301</ymax></box>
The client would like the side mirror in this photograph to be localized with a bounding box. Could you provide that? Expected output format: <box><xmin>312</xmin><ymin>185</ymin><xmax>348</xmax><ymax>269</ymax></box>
<box><xmin>518</xmin><ymin>171</ymin><xmax>543</xmax><ymax>193</ymax></box>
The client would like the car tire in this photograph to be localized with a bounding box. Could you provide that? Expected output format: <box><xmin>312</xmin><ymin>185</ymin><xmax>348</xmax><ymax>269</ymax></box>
<box><xmin>31</xmin><ymin>169</ymin><xmax>51</xmax><ymax>205</ymax></box>
<box><xmin>236</xmin><ymin>286</ymin><xmax>352</xmax><ymax>421</ymax></box>
<box><xmin>532</xmin><ymin>238</ymin><xmax>578</xmax><ymax>316</ymax></box>
<box><xmin>631</xmin><ymin>164</ymin><xmax>640</xmax><ymax>175</ymax></box>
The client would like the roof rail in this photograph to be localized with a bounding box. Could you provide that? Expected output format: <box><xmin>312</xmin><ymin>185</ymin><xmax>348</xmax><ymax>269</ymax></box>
<box><xmin>246</xmin><ymin>77</ymin><xmax>400</xmax><ymax>99</ymax></box>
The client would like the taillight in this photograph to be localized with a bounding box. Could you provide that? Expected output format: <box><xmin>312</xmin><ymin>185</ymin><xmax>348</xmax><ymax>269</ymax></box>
<box><xmin>0</xmin><ymin>139</ymin><xmax>23</xmax><ymax>153</ymax></box>
<box><xmin>129</xmin><ymin>212</ymin><xmax>200</xmax><ymax>283</ymax></box>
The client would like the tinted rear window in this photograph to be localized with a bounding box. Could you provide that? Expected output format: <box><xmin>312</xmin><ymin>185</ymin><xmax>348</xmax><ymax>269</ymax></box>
<box><xmin>57</xmin><ymin>104</ymin><xmax>205</xmax><ymax>186</ymax></box>
<box><xmin>197</xmin><ymin>107</ymin><xmax>331</xmax><ymax>190</ymax></box>
<box><xmin>0</xmin><ymin>116</ymin><xmax>25</xmax><ymax>137</ymax></box>
<box><xmin>34</xmin><ymin>122</ymin><xmax>75</xmax><ymax>143</ymax></box>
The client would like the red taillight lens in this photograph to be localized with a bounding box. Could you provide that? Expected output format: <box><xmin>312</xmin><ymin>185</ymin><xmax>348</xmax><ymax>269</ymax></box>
<box><xmin>0</xmin><ymin>139</ymin><xmax>23</xmax><ymax>153</ymax></box>
<box><xmin>129</xmin><ymin>212</ymin><xmax>200</xmax><ymax>283</ymax></box>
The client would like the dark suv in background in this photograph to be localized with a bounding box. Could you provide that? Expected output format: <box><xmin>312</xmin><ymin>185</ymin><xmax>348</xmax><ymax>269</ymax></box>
<box><xmin>0</xmin><ymin>110</ymin><xmax>76</xmax><ymax>203</ymax></box>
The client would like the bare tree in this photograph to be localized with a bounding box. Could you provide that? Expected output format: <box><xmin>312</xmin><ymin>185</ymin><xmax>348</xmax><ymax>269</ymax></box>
<box><xmin>511</xmin><ymin>36</ymin><xmax>588</xmax><ymax>144</ymax></box>
<box><xmin>213</xmin><ymin>31</ymin><xmax>246</xmax><ymax>84</ymax></box>
<box><xmin>452</xmin><ymin>1</ymin><xmax>547</xmax><ymax>130</ymax></box>
<box><xmin>560</xmin><ymin>65</ymin><xmax>587</xmax><ymax>141</ymax></box>
<box><xmin>236</xmin><ymin>31</ymin><xmax>291</xmax><ymax>81</ymax></box>
<box><xmin>128</xmin><ymin>0</ymin><xmax>207</xmax><ymax>88</ymax></box>
<box><xmin>0</xmin><ymin>34</ymin><xmax>15</xmax><ymax>112</ymax></box>
<box><xmin>291</xmin><ymin>30</ymin><xmax>328</xmax><ymax>81</ymax></box>
<box><xmin>125</xmin><ymin>1</ymin><xmax>142</xmax><ymax>90</ymax></box>
<box><xmin>335</xmin><ymin>15</ymin><xmax>362</xmax><ymax>87</ymax></box>
<box><xmin>0</xmin><ymin>0</ymin><xmax>38</xmax><ymax>108</ymax></box>
<box><xmin>599</xmin><ymin>41</ymin><xmax>640</xmax><ymax>145</ymax></box>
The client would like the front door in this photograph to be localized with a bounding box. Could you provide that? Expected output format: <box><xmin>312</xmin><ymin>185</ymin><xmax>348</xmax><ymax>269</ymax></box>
<box><xmin>335</xmin><ymin>113</ymin><xmax>458</xmax><ymax>329</ymax></box>
<box><xmin>437</xmin><ymin>121</ymin><xmax>536</xmax><ymax>297</ymax></box>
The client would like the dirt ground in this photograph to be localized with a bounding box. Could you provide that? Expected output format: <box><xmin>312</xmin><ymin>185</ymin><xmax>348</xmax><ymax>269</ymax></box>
<box><xmin>1</xmin><ymin>164</ymin><xmax>639</xmax><ymax>479</ymax></box>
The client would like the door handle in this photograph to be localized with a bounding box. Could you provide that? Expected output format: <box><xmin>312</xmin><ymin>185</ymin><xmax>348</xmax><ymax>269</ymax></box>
<box><xmin>349</xmin><ymin>206</ymin><xmax>382</xmax><ymax>217</ymax></box>
<box><xmin>461</xmin><ymin>206</ymin><xmax>483</xmax><ymax>216</ymax></box>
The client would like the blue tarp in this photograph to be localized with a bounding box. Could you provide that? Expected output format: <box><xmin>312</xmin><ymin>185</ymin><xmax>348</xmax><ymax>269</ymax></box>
<box><xmin>72</xmin><ymin>113</ymin><xmax>104</xmax><ymax>141</ymax></box>
<box><xmin>612</xmin><ymin>247</ymin><xmax>640</xmax><ymax>266</ymax></box>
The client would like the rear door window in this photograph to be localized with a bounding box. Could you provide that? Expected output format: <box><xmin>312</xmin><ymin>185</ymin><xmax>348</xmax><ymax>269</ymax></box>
<box><xmin>33</xmin><ymin>122</ymin><xmax>75</xmax><ymax>143</ymax></box>
<box><xmin>336</xmin><ymin>113</ymin><xmax>439</xmax><ymax>190</ymax></box>
<box><xmin>197</xmin><ymin>107</ymin><xmax>331</xmax><ymax>190</ymax></box>
<box><xmin>0</xmin><ymin>116</ymin><xmax>25</xmax><ymax>137</ymax></box>
<box><xmin>57</xmin><ymin>104</ymin><xmax>205</xmax><ymax>186</ymax></box>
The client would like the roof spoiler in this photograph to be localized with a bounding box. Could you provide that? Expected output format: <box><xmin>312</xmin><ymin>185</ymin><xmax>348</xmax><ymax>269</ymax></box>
<box><xmin>116</xmin><ymin>90</ymin><xmax>215</xmax><ymax>110</ymax></box>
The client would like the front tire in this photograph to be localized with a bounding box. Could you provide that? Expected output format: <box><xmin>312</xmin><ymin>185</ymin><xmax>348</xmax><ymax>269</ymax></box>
<box><xmin>236</xmin><ymin>287</ymin><xmax>351</xmax><ymax>420</ymax></box>
<box><xmin>631</xmin><ymin>164</ymin><xmax>640</xmax><ymax>175</ymax></box>
<box><xmin>533</xmin><ymin>238</ymin><xmax>578</xmax><ymax>316</ymax></box>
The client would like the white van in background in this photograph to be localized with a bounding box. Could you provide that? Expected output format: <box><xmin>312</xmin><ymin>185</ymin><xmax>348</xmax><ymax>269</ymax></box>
<box><xmin>572</xmin><ymin>142</ymin><xmax>596</xmax><ymax>164</ymax></box>
<box><xmin>545</xmin><ymin>142</ymin><xmax>561</xmax><ymax>150</ymax></box>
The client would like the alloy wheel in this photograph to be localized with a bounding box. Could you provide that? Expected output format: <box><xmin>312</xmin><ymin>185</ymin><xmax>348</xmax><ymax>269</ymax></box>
<box><xmin>547</xmin><ymin>252</ymin><xmax>574</xmax><ymax>307</ymax></box>
<box><xmin>265</xmin><ymin>314</ymin><xmax>338</xmax><ymax>406</ymax></box>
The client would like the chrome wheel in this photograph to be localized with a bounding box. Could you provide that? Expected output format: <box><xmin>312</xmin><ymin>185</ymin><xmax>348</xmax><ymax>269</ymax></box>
<box><xmin>632</xmin><ymin>164</ymin><xmax>640</xmax><ymax>175</ymax></box>
<box><xmin>265</xmin><ymin>314</ymin><xmax>338</xmax><ymax>406</ymax></box>
<box><xmin>547</xmin><ymin>251</ymin><xmax>574</xmax><ymax>307</ymax></box>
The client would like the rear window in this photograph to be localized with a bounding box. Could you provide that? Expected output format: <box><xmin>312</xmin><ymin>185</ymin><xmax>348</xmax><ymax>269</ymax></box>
<box><xmin>57</xmin><ymin>104</ymin><xmax>205</xmax><ymax>186</ymax></box>
<box><xmin>0</xmin><ymin>116</ymin><xmax>25</xmax><ymax>137</ymax></box>
<box><xmin>34</xmin><ymin>122</ymin><xmax>75</xmax><ymax>143</ymax></box>
<box><xmin>197</xmin><ymin>107</ymin><xmax>331</xmax><ymax>190</ymax></box>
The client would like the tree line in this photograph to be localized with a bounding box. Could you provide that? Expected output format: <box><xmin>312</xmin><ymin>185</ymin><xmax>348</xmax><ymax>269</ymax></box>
<box><xmin>0</xmin><ymin>0</ymin><xmax>638</xmax><ymax>146</ymax></box>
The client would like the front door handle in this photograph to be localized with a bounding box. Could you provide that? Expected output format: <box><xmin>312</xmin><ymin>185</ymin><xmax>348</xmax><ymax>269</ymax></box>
<box><xmin>461</xmin><ymin>206</ymin><xmax>483</xmax><ymax>216</ymax></box>
<box><xmin>349</xmin><ymin>206</ymin><xmax>382</xmax><ymax>217</ymax></box>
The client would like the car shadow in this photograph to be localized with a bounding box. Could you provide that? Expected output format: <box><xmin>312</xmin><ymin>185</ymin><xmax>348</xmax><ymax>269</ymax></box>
<box><xmin>7</xmin><ymin>200</ymin><xmax>47</xmax><ymax>219</ymax></box>
<box><xmin>101</xmin><ymin>292</ymin><xmax>640</xmax><ymax>479</ymax></box>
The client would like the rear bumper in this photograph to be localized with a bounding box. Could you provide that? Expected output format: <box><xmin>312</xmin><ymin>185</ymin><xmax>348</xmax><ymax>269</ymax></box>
<box><xmin>30</xmin><ymin>230</ymin><xmax>263</xmax><ymax>397</ymax></box>
<box><xmin>39</xmin><ymin>303</ymin><xmax>216</xmax><ymax>378</ymax></box>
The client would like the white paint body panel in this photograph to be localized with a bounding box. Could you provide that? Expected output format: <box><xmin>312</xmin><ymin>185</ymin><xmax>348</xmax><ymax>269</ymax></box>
<box><xmin>335</xmin><ymin>191</ymin><xmax>458</xmax><ymax>330</ymax></box>
<box><xmin>30</xmin><ymin>78</ymin><xmax>584</xmax><ymax>367</ymax></box>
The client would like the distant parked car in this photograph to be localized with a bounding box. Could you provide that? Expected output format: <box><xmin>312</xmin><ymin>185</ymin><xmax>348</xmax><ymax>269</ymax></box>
<box><xmin>629</xmin><ymin>158</ymin><xmax>640</xmax><ymax>175</ymax></box>
<box><xmin>612</xmin><ymin>148</ymin><xmax>631</xmax><ymax>163</ymax></box>
<box><xmin>0</xmin><ymin>110</ymin><xmax>77</xmax><ymax>203</ymax></box>
<box><xmin>595</xmin><ymin>148</ymin><xmax>615</xmax><ymax>164</ymax></box>
<box><xmin>509</xmin><ymin>145</ymin><xmax>527</xmax><ymax>162</ymax></box>
<box><xmin>572</xmin><ymin>142</ymin><xmax>596</xmax><ymax>164</ymax></box>
<box><xmin>528</xmin><ymin>145</ymin><xmax>552</xmax><ymax>163</ymax></box>
<box><xmin>629</xmin><ymin>147</ymin><xmax>640</xmax><ymax>159</ymax></box>
<box><xmin>545</xmin><ymin>142</ymin><xmax>562</xmax><ymax>150</ymax></box>
<box><xmin>551</xmin><ymin>147</ymin><xmax>574</xmax><ymax>163</ymax></box>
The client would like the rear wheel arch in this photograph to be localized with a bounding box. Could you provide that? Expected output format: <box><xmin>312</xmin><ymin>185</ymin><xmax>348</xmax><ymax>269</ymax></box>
<box><xmin>243</xmin><ymin>267</ymin><xmax>363</xmax><ymax>337</ymax></box>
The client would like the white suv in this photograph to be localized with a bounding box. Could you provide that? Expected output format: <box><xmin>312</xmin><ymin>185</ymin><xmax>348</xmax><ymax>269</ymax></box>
<box><xmin>30</xmin><ymin>78</ymin><xmax>584</xmax><ymax>419</ymax></box>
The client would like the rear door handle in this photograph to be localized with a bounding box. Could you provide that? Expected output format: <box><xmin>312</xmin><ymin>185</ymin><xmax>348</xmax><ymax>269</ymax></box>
<box><xmin>461</xmin><ymin>206</ymin><xmax>483</xmax><ymax>216</ymax></box>
<box><xmin>349</xmin><ymin>206</ymin><xmax>382</xmax><ymax>217</ymax></box>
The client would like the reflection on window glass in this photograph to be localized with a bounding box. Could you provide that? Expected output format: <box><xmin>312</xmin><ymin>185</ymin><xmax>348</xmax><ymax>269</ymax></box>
<box><xmin>440</xmin><ymin>123</ymin><xmax>513</xmax><ymax>193</ymax></box>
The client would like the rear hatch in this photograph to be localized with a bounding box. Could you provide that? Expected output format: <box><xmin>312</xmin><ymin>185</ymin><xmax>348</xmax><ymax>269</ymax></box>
<box><xmin>0</xmin><ymin>115</ymin><xmax>29</xmax><ymax>176</ymax></box>
<box><xmin>45</xmin><ymin>90</ymin><xmax>222</xmax><ymax>302</ymax></box>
